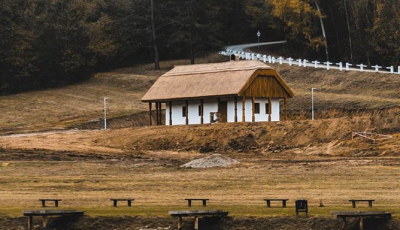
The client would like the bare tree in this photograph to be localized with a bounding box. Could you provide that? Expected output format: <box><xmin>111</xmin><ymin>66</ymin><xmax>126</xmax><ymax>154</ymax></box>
<box><xmin>343</xmin><ymin>0</ymin><xmax>354</xmax><ymax>61</ymax></box>
<box><xmin>314</xmin><ymin>0</ymin><xmax>329</xmax><ymax>61</ymax></box>
<box><xmin>150</xmin><ymin>0</ymin><xmax>160</xmax><ymax>69</ymax></box>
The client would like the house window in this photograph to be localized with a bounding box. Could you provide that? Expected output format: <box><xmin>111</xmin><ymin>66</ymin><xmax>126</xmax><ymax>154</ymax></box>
<box><xmin>198</xmin><ymin>105</ymin><xmax>203</xmax><ymax>116</ymax></box>
<box><xmin>255</xmin><ymin>103</ymin><xmax>260</xmax><ymax>114</ymax></box>
<box><xmin>182</xmin><ymin>106</ymin><xmax>186</xmax><ymax>117</ymax></box>
<box><xmin>266</xmin><ymin>103</ymin><xmax>270</xmax><ymax>114</ymax></box>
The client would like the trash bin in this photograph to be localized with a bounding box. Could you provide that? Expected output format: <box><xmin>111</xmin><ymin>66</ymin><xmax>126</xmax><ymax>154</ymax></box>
<box><xmin>295</xmin><ymin>199</ymin><xmax>308</xmax><ymax>217</ymax></box>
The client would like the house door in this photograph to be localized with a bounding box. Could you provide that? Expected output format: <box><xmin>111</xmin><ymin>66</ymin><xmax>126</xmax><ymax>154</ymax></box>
<box><xmin>218</xmin><ymin>101</ymin><xmax>228</xmax><ymax>123</ymax></box>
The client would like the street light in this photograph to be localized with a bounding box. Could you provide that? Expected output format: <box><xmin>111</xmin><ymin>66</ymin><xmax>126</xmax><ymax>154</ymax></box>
<box><xmin>103</xmin><ymin>97</ymin><xmax>108</xmax><ymax>130</ymax></box>
<box><xmin>257</xmin><ymin>31</ymin><xmax>261</xmax><ymax>49</ymax></box>
<box><xmin>311</xmin><ymin>88</ymin><xmax>316</xmax><ymax>120</ymax></box>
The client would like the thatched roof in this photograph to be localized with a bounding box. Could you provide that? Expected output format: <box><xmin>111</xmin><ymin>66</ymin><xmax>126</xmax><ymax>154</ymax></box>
<box><xmin>141</xmin><ymin>60</ymin><xmax>293</xmax><ymax>102</ymax></box>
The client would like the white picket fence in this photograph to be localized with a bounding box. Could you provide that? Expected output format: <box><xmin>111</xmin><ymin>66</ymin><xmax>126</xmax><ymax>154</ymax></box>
<box><xmin>220</xmin><ymin>49</ymin><xmax>400</xmax><ymax>75</ymax></box>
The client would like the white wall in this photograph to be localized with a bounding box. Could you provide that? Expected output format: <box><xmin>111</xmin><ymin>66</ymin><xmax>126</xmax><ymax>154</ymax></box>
<box><xmin>165</xmin><ymin>98</ymin><xmax>281</xmax><ymax>125</ymax></box>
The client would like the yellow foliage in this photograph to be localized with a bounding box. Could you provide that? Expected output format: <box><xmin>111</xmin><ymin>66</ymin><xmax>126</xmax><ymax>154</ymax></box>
<box><xmin>270</xmin><ymin>0</ymin><xmax>323</xmax><ymax>51</ymax></box>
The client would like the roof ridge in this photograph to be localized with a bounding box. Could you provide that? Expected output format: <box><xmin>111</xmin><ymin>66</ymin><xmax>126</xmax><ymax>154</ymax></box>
<box><xmin>163</xmin><ymin>64</ymin><xmax>269</xmax><ymax>77</ymax></box>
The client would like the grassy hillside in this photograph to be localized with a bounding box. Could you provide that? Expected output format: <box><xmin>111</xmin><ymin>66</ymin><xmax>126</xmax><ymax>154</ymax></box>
<box><xmin>0</xmin><ymin>55</ymin><xmax>226</xmax><ymax>135</ymax></box>
<box><xmin>1</xmin><ymin>54</ymin><xmax>400</xmax><ymax>135</ymax></box>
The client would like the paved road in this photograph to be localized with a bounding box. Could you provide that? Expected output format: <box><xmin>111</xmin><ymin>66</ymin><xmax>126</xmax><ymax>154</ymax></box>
<box><xmin>226</xmin><ymin>41</ymin><xmax>287</xmax><ymax>53</ymax></box>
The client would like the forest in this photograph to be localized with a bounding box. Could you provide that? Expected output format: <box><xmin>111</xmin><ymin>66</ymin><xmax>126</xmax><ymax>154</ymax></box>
<box><xmin>0</xmin><ymin>0</ymin><xmax>399</xmax><ymax>94</ymax></box>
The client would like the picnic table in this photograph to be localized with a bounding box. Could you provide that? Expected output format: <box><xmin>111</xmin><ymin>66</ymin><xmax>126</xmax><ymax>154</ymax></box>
<box><xmin>23</xmin><ymin>210</ymin><xmax>84</xmax><ymax>230</ymax></box>
<box><xmin>264</xmin><ymin>199</ymin><xmax>289</xmax><ymax>208</ymax></box>
<box><xmin>169</xmin><ymin>210</ymin><xmax>228</xmax><ymax>230</ymax></box>
<box><xmin>185</xmin><ymin>198</ymin><xmax>209</xmax><ymax>207</ymax></box>
<box><xmin>349</xmin><ymin>199</ymin><xmax>375</xmax><ymax>208</ymax></box>
<box><xmin>111</xmin><ymin>199</ymin><xmax>135</xmax><ymax>207</ymax></box>
<box><xmin>331</xmin><ymin>211</ymin><xmax>391</xmax><ymax>230</ymax></box>
<box><xmin>39</xmin><ymin>199</ymin><xmax>62</xmax><ymax>207</ymax></box>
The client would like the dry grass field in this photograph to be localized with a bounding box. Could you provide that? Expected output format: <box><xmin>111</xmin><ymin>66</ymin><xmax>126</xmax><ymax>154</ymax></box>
<box><xmin>0</xmin><ymin>148</ymin><xmax>400</xmax><ymax>218</ymax></box>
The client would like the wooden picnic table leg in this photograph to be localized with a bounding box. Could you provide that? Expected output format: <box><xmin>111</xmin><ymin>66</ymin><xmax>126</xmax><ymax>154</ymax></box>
<box><xmin>202</xmin><ymin>200</ymin><xmax>207</xmax><ymax>207</ymax></box>
<box><xmin>178</xmin><ymin>217</ymin><xmax>182</xmax><ymax>230</ymax></box>
<box><xmin>128</xmin><ymin>200</ymin><xmax>132</xmax><ymax>207</ymax></box>
<box><xmin>194</xmin><ymin>217</ymin><xmax>199</xmax><ymax>230</ymax></box>
<box><xmin>340</xmin><ymin>217</ymin><xmax>346</xmax><ymax>230</ymax></box>
<box><xmin>113</xmin><ymin>200</ymin><xmax>118</xmax><ymax>207</ymax></box>
<box><xmin>282</xmin><ymin>200</ymin><xmax>287</xmax><ymax>208</ymax></box>
<box><xmin>368</xmin><ymin>201</ymin><xmax>373</xmax><ymax>207</ymax></box>
<box><xmin>188</xmin><ymin>200</ymin><xmax>192</xmax><ymax>207</ymax></box>
<box><xmin>359</xmin><ymin>217</ymin><xmax>364</xmax><ymax>230</ymax></box>
<box><xmin>27</xmin><ymin>216</ymin><xmax>33</xmax><ymax>230</ymax></box>
<box><xmin>266</xmin><ymin>200</ymin><xmax>271</xmax><ymax>208</ymax></box>
<box><xmin>55</xmin><ymin>200</ymin><xmax>59</xmax><ymax>207</ymax></box>
<box><xmin>352</xmin><ymin>201</ymin><xmax>356</xmax><ymax>208</ymax></box>
<box><xmin>41</xmin><ymin>200</ymin><xmax>46</xmax><ymax>207</ymax></box>
<box><xmin>43</xmin><ymin>216</ymin><xmax>49</xmax><ymax>227</ymax></box>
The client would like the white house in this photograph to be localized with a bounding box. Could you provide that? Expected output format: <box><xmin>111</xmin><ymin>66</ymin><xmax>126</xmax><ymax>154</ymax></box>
<box><xmin>141</xmin><ymin>59</ymin><xmax>294</xmax><ymax>126</ymax></box>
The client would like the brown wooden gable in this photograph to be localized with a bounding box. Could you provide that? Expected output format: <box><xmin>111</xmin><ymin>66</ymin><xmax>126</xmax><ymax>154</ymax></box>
<box><xmin>239</xmin><ymin>70</ymin><xmax>294</xmax><ymax>98</ymax></box>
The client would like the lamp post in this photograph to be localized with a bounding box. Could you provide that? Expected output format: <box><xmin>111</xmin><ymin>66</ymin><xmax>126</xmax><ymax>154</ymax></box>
<box><xmin>103</xmin><ymin>97</ymin><xmax>108</xmax><ymax>130</ymax></box>
<box><xmin>311</xmin><ymin>88</ymin><xmax>316</xmax><ymax>121</ymax></box>
<box><xmin>257</xmin><ymin>31</ymin><xmax>261</xmax><ymax>49</ymax></box>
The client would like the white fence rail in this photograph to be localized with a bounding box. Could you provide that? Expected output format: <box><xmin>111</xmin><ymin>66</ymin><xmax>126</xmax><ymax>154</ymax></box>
<box><xmin>220</xmin><ymin>49</ymin><xmax>400</xmax><ymax>75</ymax></box>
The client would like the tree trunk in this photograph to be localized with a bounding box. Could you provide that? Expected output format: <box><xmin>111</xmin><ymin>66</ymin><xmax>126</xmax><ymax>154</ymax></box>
<box><xmin>189</xmin><ymin>26</ymin><xmax>195</xmax><ymax>64</ymax></box>
<box><xmin>314</xmin><ymin>0</ymin><xmax>329</xmax><ymax>61</ymax></box>
<box><xmin>189</xmin><ymin>1</ymin><xmax>195</xmax><ymax>64</ymax></box>
<box><xmin>343</xmin><ymin>0</ymin><xmax>354</xmax><ymax>62</ymax></box>
<box><xmin>150</xmin><ymin>0</ymin><xmax>160</xmax><ymax>70</ymax></box>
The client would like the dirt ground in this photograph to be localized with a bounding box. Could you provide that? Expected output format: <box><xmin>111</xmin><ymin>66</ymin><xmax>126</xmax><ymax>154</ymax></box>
<box><xmin>2</xmin><ymin>215</ymin><xmax>400</xmax><ymax>230</ymax></box>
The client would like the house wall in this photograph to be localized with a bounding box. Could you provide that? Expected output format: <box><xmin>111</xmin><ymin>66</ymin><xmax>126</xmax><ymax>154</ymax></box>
<box><xmin>165</xmin><ymin>98</ymin><xmax>281</xmax><ymax>125</ymax></box>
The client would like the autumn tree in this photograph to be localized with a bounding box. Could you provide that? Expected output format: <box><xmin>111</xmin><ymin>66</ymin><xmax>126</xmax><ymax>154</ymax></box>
<box><xmin>269</xmin><ymin>0</ymin><xmax>326</xmax><ymax>59</ymax></box>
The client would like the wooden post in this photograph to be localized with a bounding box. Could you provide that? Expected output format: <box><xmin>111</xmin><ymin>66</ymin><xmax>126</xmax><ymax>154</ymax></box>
<box><xmin>242</xmin><ymin>96</ymin><xmax>246</xmax><ymax>122</ymax></box>
<box><xmin>268</xmin><ymin>97</ymin><xmax>272</xmax><ymax>121</ymax></box>
<box><xmin>200</xmin><ymin>99</ymin><xmax>204</xmax><ymax>124</ymax></box>
<box><xmin>284</xmin><ymin>97</ymin><xmax>288</xmax><ymax>121</ymax></box>
<box><xmin>155</xmin><ymin>102</ymin><xmax>159</xmax><ymax>125</ymax></box>
<box><xmin>185</xmin><ymin>100</ymin><xmax>189</xmax><ymax>125</ymax></box>
<box><xmin>234</xmin><ymin>97</ymin><xmax>238</xmax><ymax>122</ymax></box>
<box><xmin>149</xmin><ymin>103</ymin><xmax>152</xmax><ymax>126</ymax></box>
<box><xmin>159</xmin><ymin>102</ymin><xmax>162</xmax><ymax>125</ymax></box>
<box><xmin>169</xmin><ymin>101</ymin><xmax>172</xmax><ymax>125</ymax></box>
<box><xmin>252</xmin><ymin>96</ymin><xmax>255</xmax><ymax>122</ymax></box>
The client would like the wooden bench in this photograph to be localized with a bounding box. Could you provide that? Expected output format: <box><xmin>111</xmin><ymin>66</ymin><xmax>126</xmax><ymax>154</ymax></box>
<box><xmin>332</xmin><ymin>211</ymin><xmax>391</xmax><ymax>230</ymax></box>
<box><xmin>23</xmin><ymin>210</ymin><xmax>84</xmax><ymax>230</ymax></box>
<box><xmin>169</xmin><ymin>210</ymin><xmax>228</xmax><ymax>230</ymax></box>
<box><xmin>349</xmin><ymin>199</ymin><xmax>375</xmax><ymax>208</ymax></box>
<box><xmin>185</xmin><ymin>198</ymin><xmax>209</xmax><ymax>207</ymax></box>
<box><xmin>39</xmin><ymin>199</ymin><xmax>62</xmax><ymax>207</ymax></box>
<box><xmin>111</xmin><ymin>199</ymin><xmax>134</xmax><ymax>207</ymax></box>
<box><xmin>264</xmin><ymin>199</ymin><xmax>289</xmax><ymax>208</ymax></box>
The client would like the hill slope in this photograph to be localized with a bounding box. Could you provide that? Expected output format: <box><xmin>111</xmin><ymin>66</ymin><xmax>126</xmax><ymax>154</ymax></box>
<box><xmin>1</xmin><ymin>54</ymin><xmax>400</xmax><ymax>134</ymax></box>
